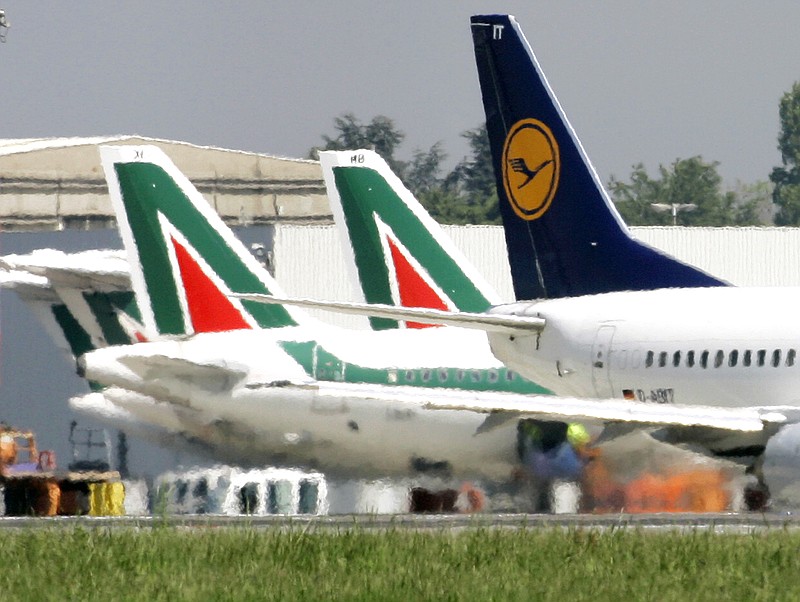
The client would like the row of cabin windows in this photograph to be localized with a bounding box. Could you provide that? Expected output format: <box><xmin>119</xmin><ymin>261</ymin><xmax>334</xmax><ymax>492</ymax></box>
<box><xmin>402</xmin><ymin>368</ymin><xmax>517</xmax><ymax>384</ymax></box>
<box><xmin>644</xmin><ymin>348</ymin><xmax>797</xmax><ymax>369</ymax></box>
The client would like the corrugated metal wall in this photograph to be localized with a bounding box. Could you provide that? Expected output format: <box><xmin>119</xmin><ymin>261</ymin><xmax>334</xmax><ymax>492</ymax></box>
<box><xmin>274</xmin><ymin>225</ymin><xmax>800</xmax><ymax>327</ymax></box>
<box><xmin>631</xmin><ymin>227</ymin><xmax>800</xmax><ymax>287</ymax></box>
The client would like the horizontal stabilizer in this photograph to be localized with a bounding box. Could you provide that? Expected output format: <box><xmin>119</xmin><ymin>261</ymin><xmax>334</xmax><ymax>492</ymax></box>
<box><xmin>232</xmin><ymin>292</ymin><xmax>545</xmax><ymax>335</ymax></box>
<box><xmin>0</xmin><ymin>269</ymin><xmax>54</xmax><ymax>296</ymax></box>
<box><xmin>0</xmin><ymin>249</ymin><xmax>130</xmax><ymax>291</ymax></box>
<box><xmin>118</xmin><ymin>353</ymin><xmax>249</xmax><ymax>393</ymax></box>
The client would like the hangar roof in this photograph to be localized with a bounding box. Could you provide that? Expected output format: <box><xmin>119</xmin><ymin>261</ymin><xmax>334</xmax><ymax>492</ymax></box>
<box><xmin>0</xmin><ymin>136</ymin><xmax>329</xmax><ymax>230</ymax></box>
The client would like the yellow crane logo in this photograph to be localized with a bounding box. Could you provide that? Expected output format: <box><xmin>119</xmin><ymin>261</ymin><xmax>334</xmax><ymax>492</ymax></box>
<box><xmin>502</xmin><ymin>119</ymin><xmax>560</xmax><ymax>220</ymax></box>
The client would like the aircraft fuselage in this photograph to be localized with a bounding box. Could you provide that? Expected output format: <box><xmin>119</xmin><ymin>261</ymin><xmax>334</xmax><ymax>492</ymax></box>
<box><xmin>80</xmin><ymin>327</ymin><xmax>534</xmax><ymax>480</ymax></box>
<box><xmin>488</xmin><ymin>287</ymin><xmax>800</xmax><ymax>410</ymax></box>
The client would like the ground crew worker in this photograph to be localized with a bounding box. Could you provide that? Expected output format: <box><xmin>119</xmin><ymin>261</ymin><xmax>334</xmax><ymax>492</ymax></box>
<box><xmin>517</xmin><ymin>420</ymin><xmax>590</xmax><ymax>512</ymax></box>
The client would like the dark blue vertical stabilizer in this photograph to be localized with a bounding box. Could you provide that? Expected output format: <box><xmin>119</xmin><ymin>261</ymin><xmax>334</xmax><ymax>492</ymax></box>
<box><xmin>470</xmin><ymin>15</ymin><xmax>726</xmax><ymax>300</ymax></box>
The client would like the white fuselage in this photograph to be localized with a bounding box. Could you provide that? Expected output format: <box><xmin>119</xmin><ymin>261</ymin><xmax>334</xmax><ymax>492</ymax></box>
<box><xmin>81</xmin><ymin>326</ymin><xmax>524</xmax><ymax>481</ymax></box>
<box><xmin>488</xmin><ymin>287</ymin><xmax>800</xmax><ymax>409</ymax></box>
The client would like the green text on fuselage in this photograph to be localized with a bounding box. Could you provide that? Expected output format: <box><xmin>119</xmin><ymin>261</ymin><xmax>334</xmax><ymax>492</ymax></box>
<box><xmin>279</xmin><ymin>340</ymin><xmax>550</xmax><ymax>394</ymax></box>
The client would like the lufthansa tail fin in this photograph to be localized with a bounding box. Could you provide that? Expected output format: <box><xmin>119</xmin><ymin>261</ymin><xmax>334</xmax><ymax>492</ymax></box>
<box><xmin>100</xmin><ymin>145</ymin><xmax>302</xmax><ymax>338</ymax></box>
<box><xmin>320</xmin><ymin>149</ymin><xmax>500</xmax><ymax>330</ymax></box>
<box><xmin>471</xmin><ymin>14</ymin><xmax>725</xmax><ymax>299</ymax></box>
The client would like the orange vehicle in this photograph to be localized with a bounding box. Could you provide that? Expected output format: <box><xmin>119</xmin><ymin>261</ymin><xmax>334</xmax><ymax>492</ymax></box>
<box><xmin>0</xmin><ymin>424</ymin><xmax>122</xmax><ymax>516</ymax></box>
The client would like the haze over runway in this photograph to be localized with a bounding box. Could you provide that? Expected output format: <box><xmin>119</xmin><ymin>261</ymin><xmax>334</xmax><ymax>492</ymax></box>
<box><xmin>2</xmin><ymin>2</ymin><xmax>800</xmax><ymax>185</ymax></box>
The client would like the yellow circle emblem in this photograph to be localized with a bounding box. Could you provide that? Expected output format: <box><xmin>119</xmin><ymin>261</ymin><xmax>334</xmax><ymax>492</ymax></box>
<box><xmin>501</xmin><ymin>119</ymin><xmax>560</xmax><ymax>220</ymax></box>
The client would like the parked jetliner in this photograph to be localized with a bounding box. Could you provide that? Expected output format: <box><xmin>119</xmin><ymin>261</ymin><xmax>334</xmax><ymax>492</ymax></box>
<box><xmin>74</xmin><ymin>144</ymin><xmax>769</xmax><ymax>482</ymax></box>
<box><xmin>239</xmin><ymin>15</ymin><xmax>800</xmax><ymax>474</ymax></box>
<box><xmin>0</xmin><ymin>146</ymin><xmax>530</xmax><ymax>468</ymax></box>
<box><xmin>317</xmin><ymin>149</ymin><xmax>785</xmax><ymax>463</ymax></box>
<box><xmin>472</xmin><ymin>13</ymin><xmax>800</xmax><ymax>460</ymax></box>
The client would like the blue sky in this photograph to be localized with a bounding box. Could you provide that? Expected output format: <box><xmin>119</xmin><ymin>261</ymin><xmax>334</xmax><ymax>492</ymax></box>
<box><xmin>2</xmin><ymin>2</ymin><xmax>800</xmax><ymax>185</ymax></box>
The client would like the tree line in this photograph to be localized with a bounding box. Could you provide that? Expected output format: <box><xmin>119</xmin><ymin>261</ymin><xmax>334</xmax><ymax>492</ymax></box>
<box><xmin>309</xmin><ymin>82</ymin><xmax>800</xmax><ymax>226</ymax></box>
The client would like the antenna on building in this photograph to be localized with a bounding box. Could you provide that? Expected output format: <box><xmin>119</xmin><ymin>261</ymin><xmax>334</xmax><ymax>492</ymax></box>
<box><xmin>0</xmin><ymin>10</ymin><xmax>9</xmax><ymax>43</ymax></box>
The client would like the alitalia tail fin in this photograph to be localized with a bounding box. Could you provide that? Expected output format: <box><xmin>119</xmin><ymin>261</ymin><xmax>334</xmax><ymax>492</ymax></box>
<box><xmin>320</xmin><ymin>149</ymin><xmax>501</xmax><ymax>330</ymax></box>
<box><xmin>0</xmin><ymin>256</ymin><xmax>144</xmax><ymax>389</ymax></box>
<box><xmin>470</xmin><ymin>14</ymin><xmax>726</xmax><ymax>300</ymax></box>
<box><xmin>100</xmin><ymin>145</ymin><xmax>301</xmax><ymax>338</ymax></box>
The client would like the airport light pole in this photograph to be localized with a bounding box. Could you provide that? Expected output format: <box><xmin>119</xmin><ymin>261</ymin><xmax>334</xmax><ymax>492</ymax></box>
<box><xmin>650</xmin><ymin>202</ymin><xmax>697</xmax><ymax>226</ymax></box>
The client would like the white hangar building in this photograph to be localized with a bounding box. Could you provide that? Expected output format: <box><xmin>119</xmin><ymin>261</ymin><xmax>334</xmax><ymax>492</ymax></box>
<box><xmin>274</xmin><ymin>224</ymin><xmax>800</xmax><ymax>319</ymax></box>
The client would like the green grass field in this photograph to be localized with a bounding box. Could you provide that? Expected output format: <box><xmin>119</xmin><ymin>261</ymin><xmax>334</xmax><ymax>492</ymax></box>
<box><xmin>1</xmin><ymin>526</ymin><xmax>799</xmax><ymax>600</ymax></box>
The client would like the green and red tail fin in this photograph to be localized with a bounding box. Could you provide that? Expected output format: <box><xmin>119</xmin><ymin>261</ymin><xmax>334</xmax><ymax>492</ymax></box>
<box><xmin>0</xmin><ymin>261</ymin><xmax>145</xmax><ymax>390</ymax></box>
<box><xmin>320</xmin><ymin>149</ymin><xmax>501</xmax><ymax>330</ymax></box>
<box><xmin>100</xmin><ymin>145</ymin><xmax>301</xmax><ymax>338</ymax></box>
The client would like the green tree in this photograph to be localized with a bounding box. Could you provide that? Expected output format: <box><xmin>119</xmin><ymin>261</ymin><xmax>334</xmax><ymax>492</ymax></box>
<box><xmin>449</xmin><ymin>125</ymin><xmax>496</xmax><ymax>203</ymax></box>
<box><xmin>312</xmin><ymin>115</ymin><xmax>502</xmax><ymax>224</ymax></box>
<box><xmin>404</xmin><ymin>142</ymin><xmax>447</xmax><ymax>195</ymax></box>
<box><xmin>731</xmin><ymin>180</ymin><xmax>774</xmax><ymax>225</ymax></box>
<box><xmin>309</xmin><ymin>113</ymin><xmax>406</xmax><ymax>174</ymax></box>
<box><xmin>771</xmin><ymin>82</ymin><xmax>800</xmax><ymax>225</ymax></box>
<box><xmin>609</xmin><ymin>157</ymin><xmax>763</xmax><ymax>226</ymax></box>
<box><xmin>437</xmin><ymin>124</ymin><xmax>500</xmax><ymax>224</ymax></box>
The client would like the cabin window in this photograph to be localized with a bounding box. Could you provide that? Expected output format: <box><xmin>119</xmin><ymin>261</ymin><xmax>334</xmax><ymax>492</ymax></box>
<box><xmin>728</xmin><ymin>350</ymin><xmax>739</xmax><ymax>367</ymax></box>
<box><xmin>686</xmin><ymin>350</ymin><xmax>695</xmax><ymax>368</ymax></box>
<box><xmin>700</xmin><ymin>350</ymin><xmax>709</xmax><ymax>369</ymax></box>
<box><xmin>672</xmin><ymin>351</ymin><xmax>681</xmax><ymax>367</ymax></box>
<box><xmin>772</xmin><ymin>350</ymin><xmax>781</xmax><ymax>368</ymax></box>
<box><xmin>658</xmin><ymin>351</ymin><xmax>667</xmax><ymax>368</ymax></box>
<box><xmin>438</xmin><ymin>369</ymin><xmax>448</xmax><ymax>382</ymax></box>
<box><xmin>505</xmin><ymin>370</ymin><xmax>515</xmax><ymax>381</ymax></box>
<box><xmin>488</xmin><ymin>369</ymin><xmax>499</xmax><ymax>383</ymax></box>
<box><xmin>457</xmin><ymin>370</ymin><xmax>465</xmax><ymax>382</ymax></box>
<box><xmin>787</xmin><ymin>350</ymin><xmax>796</xmax><ymax>367</ymax></box>
<box><xmin>471</xmin><ymin>370</ymin><xmax>481</xmax><ymax>383</ymax></box>
<box><xmin>646</xmin><ymin>351</ymin><xmax>654</xmax><ymax>368</ymax></box>
<box><xmin>757</xmin><ymin>349</ymin><xmax>766</xmax><ymax>367</ymax></box>
<box><xmin>422</xmin><ymin>370</ymin><xmax>432</xmax><ymax>382</ymax></box>
<box><xmin>743</xmin><ymin>350</ymin><xmax>752</xmax><ymax>367</ymax></box>
<box><xmin>404</xmin><ymin>370</ymin><xmax>415</xmax><ymax>382</ymax></box>
<box><xmin>714</xmin><ymin>350</ymin><xmax>724</xmax><ymax>368</ymax></box>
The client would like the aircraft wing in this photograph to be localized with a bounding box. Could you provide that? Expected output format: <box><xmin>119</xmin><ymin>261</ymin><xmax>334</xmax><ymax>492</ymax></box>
<box><xmin>0</xmin><ymin>269</ymin><xmax>58</xmax><ymax>298</ymax></box>
<box><xmin>312</xmin><ymin>381</ymin><xmax>784</xmax><ymax>433</ymax></box>
<box><xmin>0</xmin><ymin>249</ymin><xmax>131</xmax><ymax>292</ymax></box>
<box><xmin>233</xmin><ymin>293</ymin><xmax>545</xmax><ymax>335</ymax></box>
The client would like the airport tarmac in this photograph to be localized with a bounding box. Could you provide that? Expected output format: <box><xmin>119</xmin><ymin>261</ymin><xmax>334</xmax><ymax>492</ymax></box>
<box><xmin>1</xmin><ymin>512</ymin><xmax>799</xmax><ymax>533</ymax></box>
